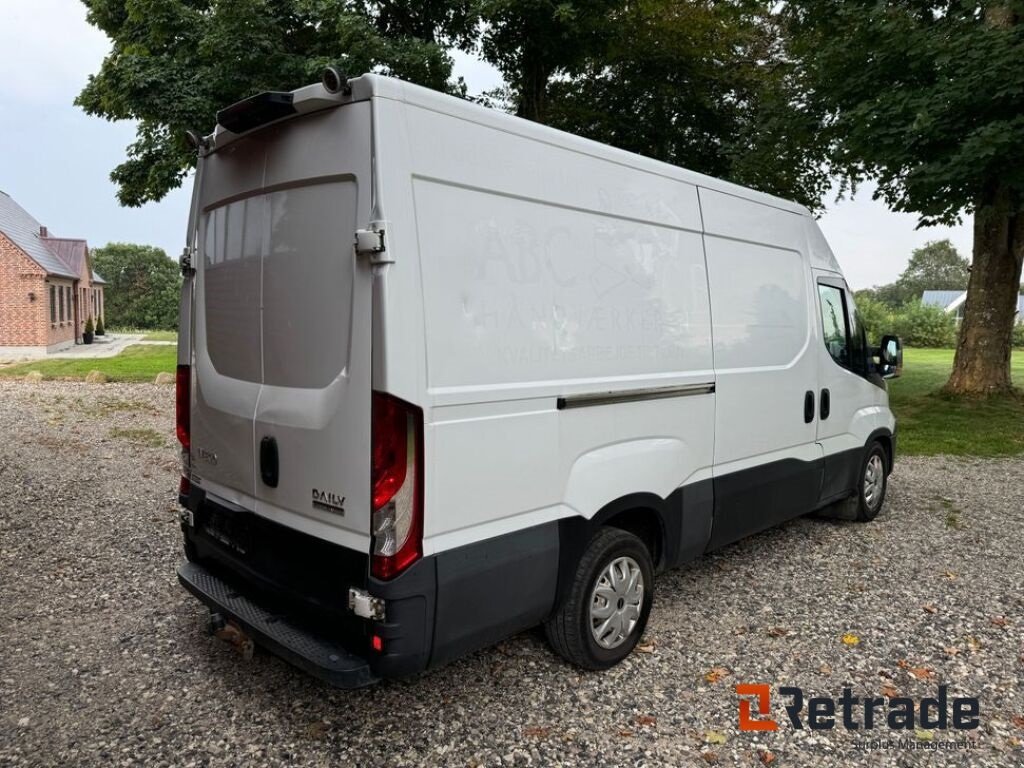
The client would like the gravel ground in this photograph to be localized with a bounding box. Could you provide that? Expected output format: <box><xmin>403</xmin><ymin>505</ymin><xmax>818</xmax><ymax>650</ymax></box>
<box><xmin>1</xmin><ymin>379</ymin><xmax>1022</xmax><ymax>767</ymax></box>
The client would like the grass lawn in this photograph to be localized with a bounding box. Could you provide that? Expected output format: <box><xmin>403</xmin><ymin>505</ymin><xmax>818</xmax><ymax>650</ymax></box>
<box><xmin>0</xmin><ymin>345</ymin><xmax>176</xmax><ymax>383</ymax></box>
<box><xmin>890</xmin><ymin>348</ymin><xmax>1024</xmax><ymax>456</ymax></box>
<box><xmin>142</xmin><ymin>330</ymin><xmax>178</xmax><ymax>342</ymax></box>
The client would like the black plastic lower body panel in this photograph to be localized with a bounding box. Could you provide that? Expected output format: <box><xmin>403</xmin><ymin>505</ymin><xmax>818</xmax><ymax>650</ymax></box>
<box><xmin>178</xmin><ymin>560</ymin><xmax>377</xmax><ymax>688</ymax></box>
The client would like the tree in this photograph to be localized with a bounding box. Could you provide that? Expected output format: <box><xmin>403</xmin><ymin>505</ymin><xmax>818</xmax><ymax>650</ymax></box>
<box><xmin>476</xmin><ymin>0</ymin><xmax>621</xmax><ymax>123</ymax></box>
<box><xmin>785</xmin><ymin>1</ymin><xmax>1024</xmax><ymax>395</ymax></box>
<box><xmin>861</xmin><ymin>240</ymin><xmax>971</xmax><ymax>308</ymax></box>
<box><xmin>91</xmin><ymin>244</ymin><xmax>181</xmax><ymax>330</ymax></box>
<box><xmin>78</xmin><ymin>0</ymin><xmax>470</xmax><ymax>206</ymax></box>
<box><xmin>481</xmin><ymin>0</ymin><xmax>830</xmax><ymax>209</ymax></box>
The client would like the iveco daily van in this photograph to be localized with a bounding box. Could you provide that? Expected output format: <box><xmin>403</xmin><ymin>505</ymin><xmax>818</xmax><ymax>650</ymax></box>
<box><xmin>176</xmin><ymin>71</ymin><xmax>903</xmax><ymax>686</ymax></box>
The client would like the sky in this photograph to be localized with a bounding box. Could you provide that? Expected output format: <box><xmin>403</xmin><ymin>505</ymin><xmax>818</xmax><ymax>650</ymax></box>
<box><xmin>0</xmin><ymin>0</ymin><xmax>973</xmax><ymax>291</ymax></box>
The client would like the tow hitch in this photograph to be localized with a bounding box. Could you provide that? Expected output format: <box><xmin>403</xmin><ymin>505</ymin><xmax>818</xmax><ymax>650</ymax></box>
<box><xmin>207</xmin><ymin>611</ymin><xmax>255</xmax><ymax>660</ymax></box>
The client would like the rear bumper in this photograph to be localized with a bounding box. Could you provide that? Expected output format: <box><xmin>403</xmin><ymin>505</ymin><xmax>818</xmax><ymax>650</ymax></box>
<box><xmin>178</xmin><ymin>560</ymin><xmax>377</xmax><ymax>688</ymax></box>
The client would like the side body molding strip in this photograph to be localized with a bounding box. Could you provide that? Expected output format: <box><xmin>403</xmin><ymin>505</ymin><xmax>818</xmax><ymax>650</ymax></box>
<box><xmin>556</xmin><ymin>382</ymin><xmax>716</xmax><ymax>410</ymax></box>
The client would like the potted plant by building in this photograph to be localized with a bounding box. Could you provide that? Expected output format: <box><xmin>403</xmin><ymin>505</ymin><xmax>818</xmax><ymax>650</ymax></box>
<box><xmin>83</xmin><ymin>316</ymin><xmax>94</xmax><ymax>345</ymax></box>
<box><xmin>95</xmin><ymin>316</ymin><xmax>105</xmax><ymax>336</ymax></box>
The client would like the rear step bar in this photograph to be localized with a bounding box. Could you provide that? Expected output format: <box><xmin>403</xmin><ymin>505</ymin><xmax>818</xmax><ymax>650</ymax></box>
<box><xmin>177</xmin><ymin>561</ymin><xmax>377</xmax><ymax>688</ymax></box>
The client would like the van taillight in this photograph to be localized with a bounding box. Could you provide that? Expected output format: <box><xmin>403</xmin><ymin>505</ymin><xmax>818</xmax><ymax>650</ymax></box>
<box><xmin>370</xmin><ymin>392</ymin><xmax>423</xmax><ymax>580</ymax></box>
<box><xmin>175</xmin><ymin>365</ymin><xmax>191</xmax><ymax>449</ymax></box>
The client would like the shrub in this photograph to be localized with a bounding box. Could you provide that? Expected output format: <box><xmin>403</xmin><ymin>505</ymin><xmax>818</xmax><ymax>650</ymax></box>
<box><xmin>95</xmin><ymin>317</ymin><xmax>105</xmax><ymax>336</ymax></box>
<box><xmin>84</xmin><ymin>316</ymin><xmax>95</xmax><ymax>334</ymax></box>
<box><xmin>853</xmin><ymin>296</ymin><xmax>892</xmax><ymax>347</ymax></box>
<box><xmin>890</xmin><ymin>302</ymin><xmax>957</xmax><ymax>348</ymax></box>
<box><xmin>1013</xmin><ymin>322</ymin><xmax>1024</xmax><ymax>349</ymax></box>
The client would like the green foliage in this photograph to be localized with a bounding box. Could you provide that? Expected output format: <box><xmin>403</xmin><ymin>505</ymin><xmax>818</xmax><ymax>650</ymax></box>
<box><xmin>0</xmin><ymin>345</ymin><xmax>176</xmax><ymax>383</ymax></box>
<box><xmin>84</xmin><ymin>316</ymin><xmax>95</xmax><ymax>334</ymax></box>
<box><xmin>860</xmin><ymin>240</ymin><xmax>971</xmax><ymax>309</ymax></box>
<box><xmin>95</xmin><ymin>316</ymin><xmax>105</xmax><ymax>335</ymax></box>
<box><xmin>533</xmin><ymin>2</ymin><xmax>830</xmax><ymax>210</ymax></box>
<box><xmin>1013</xmin><ymin>322</ymin><xmax>1024</xmax><ymax>348</ymax></box>
<box><xmin>890</xmin><ymin>302</ymin><xmax>958</xmax><ymax>348</ymax></box>
<box><xmin>90</xmin><ymin>243</ymin><xmax>180</xmax><ymax>330</ymax></box>
<box><xmin>80</xmin><ymin>0</ymin><xmax>831</xmax><ymax>212</ymax></box>
<box><xmin>889</xmin><ymin>348</ymin><xmax>1024</xmax><ymax>456</ymax></box>
<box><xmin>78</xmin><ymin>0</ymin><xmax>469</xmax><ymax>206</ymax></box>
<box><xmin>784</xmin><ymin>1</ymin><xmax>1024</xmax><ymax>226</ymax></box>
<box><xmin>852</xmin><ymin>294</ymin><xmax>892</xmax><ymax>347</ymax></box>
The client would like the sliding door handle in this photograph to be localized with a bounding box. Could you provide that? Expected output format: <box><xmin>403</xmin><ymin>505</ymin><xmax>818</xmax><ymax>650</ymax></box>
<box><xmin>820</xmin><ymin>388</ymin><xmax>831</xmax><ymax>420</ymax></box>
<box><xmin>804</xmin><ymin>391</ymin><xmax>815</xmax><ymax>424</ymax></box>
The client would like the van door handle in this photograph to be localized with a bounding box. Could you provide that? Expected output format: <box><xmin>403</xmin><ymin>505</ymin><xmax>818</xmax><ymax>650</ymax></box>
<box><xmin>804</xmin><ymin>391</ymin><xmax>815</xmax><ymax>423</ymax></box>
<box><xmin>260</xmin><ymin>436</ymin><xmax>279</xmax><ymax>488</ymax></box>
<box><xmin>820</xmin><ymin>388</ymin><xmax>831</xmax><ymax>420</ymax></box>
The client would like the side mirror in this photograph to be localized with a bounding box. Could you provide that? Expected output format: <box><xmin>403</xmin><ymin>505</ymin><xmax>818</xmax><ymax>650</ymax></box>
<box><xmin>878</xmin><ymin>334</ymin><xmax>903</xmax><ymax>379</ymax></box>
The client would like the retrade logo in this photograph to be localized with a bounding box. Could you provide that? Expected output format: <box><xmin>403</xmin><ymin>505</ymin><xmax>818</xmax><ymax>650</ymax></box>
<box><xmin>736</xmin><ymin>684</ymin><xmax>980</xmax><ymax>732</ymax></box>
<box><xmin>736</xmin><ymin>684</ymin><xmax>778</xmax><ymax>731</ymax></box>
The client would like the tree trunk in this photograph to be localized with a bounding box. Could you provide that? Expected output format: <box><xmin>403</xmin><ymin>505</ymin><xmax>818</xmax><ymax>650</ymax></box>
<box><xmin>943</xmin><ymin>184</ymin><xmax>1024</xmax><ymax>395</ymax></box>
<box><xmin>516</xmin><ymin>50</ymin><xmax>550</xmax><ymax>123</ymax></box>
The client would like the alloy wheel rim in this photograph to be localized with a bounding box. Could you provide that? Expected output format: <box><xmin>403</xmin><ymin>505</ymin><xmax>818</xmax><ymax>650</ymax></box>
<box><xmin>589</xmin><ymin>555</ymin><xmax>644</xmax><ymax>649</ymax></box>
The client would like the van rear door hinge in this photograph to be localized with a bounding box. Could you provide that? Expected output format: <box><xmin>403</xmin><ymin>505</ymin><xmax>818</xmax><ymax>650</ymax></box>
<box><xmin>354</xmin><ymin>224</ymin><xmax>391</xmax><ymax>264</ymax></box>
<box><xmin>180</xmin><ymin>246</ymin><xmax>195</xmax><ymax>276</ymax></box>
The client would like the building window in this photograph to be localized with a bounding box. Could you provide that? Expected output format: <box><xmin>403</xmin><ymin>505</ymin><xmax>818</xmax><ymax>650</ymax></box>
<box><xmin>58</xmin><ymin>285</ymin><xmax>64</xmax><ymax>322</ymax></box>
<box><xmin>50</xmin><ymin>285</ymin><xmax>56</xmax><ymax>324</ymax></box>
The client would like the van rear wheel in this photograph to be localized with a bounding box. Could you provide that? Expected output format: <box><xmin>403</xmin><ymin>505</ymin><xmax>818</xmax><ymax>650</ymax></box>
<box><xmin>544</xmin><ymin>527</ymin><xmax>654</xmax><ymax>670</ymax></box>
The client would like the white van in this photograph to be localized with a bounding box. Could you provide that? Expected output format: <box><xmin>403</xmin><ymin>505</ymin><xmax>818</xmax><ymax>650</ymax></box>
<box><xmin>176</xmin><ymin>71</ymin><xmax>902</xmax><ymax>686</ymax></box>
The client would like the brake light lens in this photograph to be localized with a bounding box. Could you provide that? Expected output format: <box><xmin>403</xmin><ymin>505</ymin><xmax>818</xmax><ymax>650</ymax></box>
<box><xmin>370</xmin><ymin>392</ymin><xmax>423</xmax><ymax>580</ymax></box>
<box><xmin>175</xmin><ymin>364</ymin><xmax>191</xmax><ymax>449</ymax></box>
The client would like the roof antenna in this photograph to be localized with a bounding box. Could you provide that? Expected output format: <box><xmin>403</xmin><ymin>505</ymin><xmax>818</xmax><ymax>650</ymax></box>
<box><xmin>322</xmin><ymin>66</ymin><xmax>351</xmax><ymax>95</ymax></box>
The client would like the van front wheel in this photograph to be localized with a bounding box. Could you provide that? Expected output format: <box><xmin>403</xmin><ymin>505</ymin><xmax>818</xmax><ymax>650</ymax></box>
<box><xmin>544</xmin><ymin>527</ymin><xmax>654</xmax><ymax>670</ymax></box>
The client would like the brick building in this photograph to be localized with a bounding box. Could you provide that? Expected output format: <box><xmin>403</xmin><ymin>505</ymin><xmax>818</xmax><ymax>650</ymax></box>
<box><xmin>0</xmin><ymin>191</ymin><xmax>106</xmax><ymax>355</ymax></box>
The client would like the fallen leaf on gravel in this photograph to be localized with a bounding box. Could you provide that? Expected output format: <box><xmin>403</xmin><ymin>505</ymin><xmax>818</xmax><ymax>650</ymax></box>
<box><xmin>943</xmin><ymin>646</ymin><xmax>960</xmax><ymax>658</ymax></box>
<box><xmin>767</xmin><ymin>627</ymin><xmax>788</xmax><ymax>638</ymax></box>
<box><xmin>967</xmin><ymin>636</ymin><xmax>982</xmax><ymax>651</ymax></box>
<box><xmin>909</xmin><ymin>667</ymin><xmax>935</xmax><ymax>681</ymax></box>
<box><xmin>943</xmin><ymin>571</ymin><xmax>957</xmax><ymax>580</ymax></box>
<box><xmin>758</xmin><ymin>749</ymin><xmax>776</xmax><ymax>764</ymax></box>
<box><xmin>842</xmin><ymin>633</ymin><xmax>860</xmax><ymax>646</ymax></box>
<box><xmin>897</xmin><ymin>659</ymin><xmax>909</xmax><ymax>669</ymax></box>
<box><xmin>618</xmin><ymin>729</ymin><xmax>634</xmax><ymax>738</ymax></box>
<box><xmin>635</xmin><ymin>715</ymin><xmax>657</xmax><ymax>727</ymax></box>
<box><xmin>304</xmin><ymin>721</ymin><xmax>328</xmax><ymax>740</ymax></box>
<box><xmin>819</xmin><ymin>663</ymin><xmax>832</xmax><ymax>675</ymax></box>
<box><xmin>636</xmin><ymin>642</ymin><xmax>656</xmax><ymax>654</ymax></box>
<box><xmin>881</xmin><ymin>684</ymin><xmax>900</xmax><ymax>699</ymax></box>
<box><xmin>705</xmin><ymin>667</ymin><xmax>730</xmax><ymax>683</ymax></box>
<box><xmin>990</xmin><ymin>616</ymin><xmax>1010</xmax><ymax>628</ymax></box>
<box><xmin>922</xmin><ymin>604</ymin><xmax>937</xmax><ymax>614</ymax></box>
<box><xmin>705</xmin><ymin>730</ymin><xmax>727</xmax><ymax>745</ymax></box>
<box><xmin>523</xmin><ymin>726</ymin><xmax>550</xmax><ymax>738</ymax></box>
<box><xmin>701</xmin><ymin>752</ymin><xmax>719</xmax><ymax>764</ymax></box>
<box><xmin>915</xmin><ymin>729</ymin><xmax>934</xmax><ymax>742</ymax></box>
<box><xmin>1011</xmin><ymin>715</ymin><xmax>1024</xmax><ymax>729</ymax></box>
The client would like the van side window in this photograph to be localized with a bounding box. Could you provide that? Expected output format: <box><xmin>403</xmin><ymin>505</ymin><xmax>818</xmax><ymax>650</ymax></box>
<box><xmin>846</xmin><ymin>299</ymin><xmax>868</xmax><ymax>375</ymax></box>
<box><xmin>818</xmin><ymin>284</ymin><xmax>848</xmax><ymax>367</ymax></box>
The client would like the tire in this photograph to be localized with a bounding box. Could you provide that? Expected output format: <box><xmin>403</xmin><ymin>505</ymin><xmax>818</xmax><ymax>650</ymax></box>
<box><xmin>544</xmin><ymin>526</ymin><xmax>654</xmax><ymax>670</ymax></box>
<box><xmin>826</xmin><ymin>441</ymin><xmax>889</xmax><ymax>522</ymax></box>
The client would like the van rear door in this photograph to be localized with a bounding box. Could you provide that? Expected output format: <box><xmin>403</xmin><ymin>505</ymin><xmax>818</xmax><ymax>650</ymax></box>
<box><xmin>191</xmin><ymin>103</ymin><xmax>373</xmax><ymax>551</ymax></box>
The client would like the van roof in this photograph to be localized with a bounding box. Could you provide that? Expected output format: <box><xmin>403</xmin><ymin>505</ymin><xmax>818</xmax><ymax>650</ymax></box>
<box><xmin>348</xmin><ymin>74</ymin><xmax>812</xmax><ymax>218</ymax></box>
